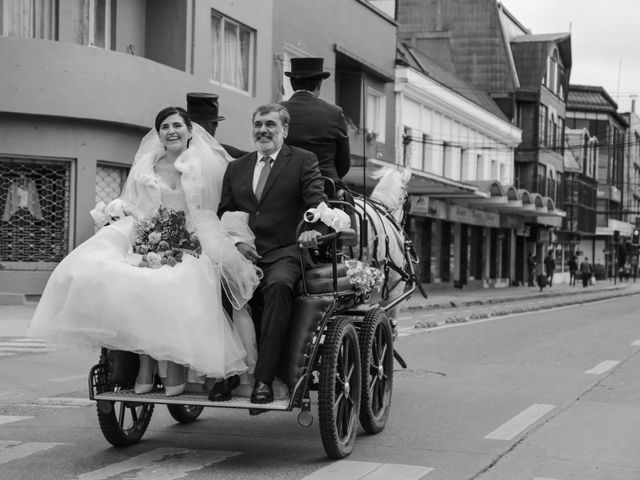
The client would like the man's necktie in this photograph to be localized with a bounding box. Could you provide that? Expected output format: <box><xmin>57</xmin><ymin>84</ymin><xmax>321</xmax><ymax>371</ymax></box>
<box><xmin>255</xmin><ymin>156</ymin><xmax>272</xmax><ymax>200</ymax></box>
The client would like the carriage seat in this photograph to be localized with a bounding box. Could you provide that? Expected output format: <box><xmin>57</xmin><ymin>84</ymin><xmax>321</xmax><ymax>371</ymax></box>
<box><xmin>294</xmin><ymin>228</ymin><xmax>357</xmax><ymax>296</ymax></box>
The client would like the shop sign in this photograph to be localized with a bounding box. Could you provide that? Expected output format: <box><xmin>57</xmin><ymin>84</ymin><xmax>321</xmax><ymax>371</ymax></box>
<box><xmin>448</xmin><ymin>204</ymin><xmax>500</xmax><ymax>228</ymax></box>
<box><xmin>409</xmin><ymin>196</ymin><xmax>448</xmax><ymax>219</ymax></box>
<box><xmin>501</xmin><ymin>215</ymin><xmax>524</xmax><ymax>230</ymax></box>
<box><xmin>409</xmin><ymin>195</ymin><xmax>430</xmax><ymax>216</ymax></box>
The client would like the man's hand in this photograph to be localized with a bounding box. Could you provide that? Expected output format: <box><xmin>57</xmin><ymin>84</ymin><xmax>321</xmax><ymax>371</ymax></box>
<box><xmin>298</xmin><ymin>230</ymin><xmax>323</xmax><ymax>249</ymax></box>
<box><xmin>236</xmin><ymin>242</ymin><xmax>261</xmax><ymax>263</ymax></box>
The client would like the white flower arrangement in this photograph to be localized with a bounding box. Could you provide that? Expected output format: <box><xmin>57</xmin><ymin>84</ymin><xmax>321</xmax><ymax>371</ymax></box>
<box><xmin>345</xmin><ymin>259</ymin><xmax>384</xmax><ymax>296</ymax></box>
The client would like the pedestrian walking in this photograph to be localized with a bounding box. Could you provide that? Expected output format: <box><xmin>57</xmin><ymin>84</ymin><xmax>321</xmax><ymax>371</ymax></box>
<box><xmin>567</xmin><ymin>254</ymin><xmax>578</xmax><ymax>286</ymax></box>
<box><xmin>579</xmin><ymin>256</ymin><xmax>593</xmax><ymax>287</ymax></box>
<box><xmin>527</xmin><ymin>253</ymin><xmax>537</xmax><ymax>287</ymax></box>
<box><xmin>543</xmin><ymin>250</ymin><xmax>555</xmax><ymax>287</ymax></box>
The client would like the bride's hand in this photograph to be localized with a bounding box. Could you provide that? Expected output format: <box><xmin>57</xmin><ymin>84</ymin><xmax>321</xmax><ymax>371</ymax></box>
<box><xmin>236</xmin><ymin>242</ymin><xmax>261</xmax><ymax>263</ymax></box>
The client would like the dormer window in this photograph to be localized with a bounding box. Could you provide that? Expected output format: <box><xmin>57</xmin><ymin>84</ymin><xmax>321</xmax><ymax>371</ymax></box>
<box><xmin>545</xmin><ymin>48</ymin><xmax>564</xmax><ymax>97</ymax></box>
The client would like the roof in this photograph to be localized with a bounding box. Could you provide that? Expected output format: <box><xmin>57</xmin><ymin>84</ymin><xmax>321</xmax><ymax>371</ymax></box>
<box><xmin>567</xmin><ymin>84</ymin><xmax>618</xmax><ymax>112</ymax></box>
<box><xmin>510</xmin><ymin>33</ymin><xmax>571</xmax><ymax>90</ymax></box>
<box><xmin>397</xmin><ymin>42</ymin><xmax>509</xmax><ymax>121</ymax></box>
<box><xmin>567</xmin><ymin>85</ymin><xmax>629</xmax><ymax>126</ymax></box>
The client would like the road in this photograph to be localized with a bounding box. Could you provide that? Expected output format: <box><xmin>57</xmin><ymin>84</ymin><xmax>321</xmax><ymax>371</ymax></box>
<box><xmin>0</xmin><ymin>296</ymin><xmax>638</xmax><ymax>479</ymax></box>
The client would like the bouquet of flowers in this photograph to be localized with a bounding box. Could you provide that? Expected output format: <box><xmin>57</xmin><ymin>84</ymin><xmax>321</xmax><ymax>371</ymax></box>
<box><xmin>345</xmin><ymin>259</ymin><xmax>384</xmax><ymax>296</ymax></box>
<box><xmin>133</xmin><ymin>206</ymin><xmax>201</xmax><ymax>269</ymax></box>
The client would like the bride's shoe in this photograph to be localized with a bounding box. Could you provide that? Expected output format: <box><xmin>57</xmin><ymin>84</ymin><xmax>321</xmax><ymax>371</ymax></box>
<box><xmin>164</xmin><ymin>361</ymin><xmax>186</xmax><ymax>397</ymax></box>
<box><xmin>164</xmin><ymin>383</ymin><xmax>186</xmax><ymax>397</ymax></box>
<box><xmin>134</xmin><ymin>354</ymin><xmax>156</xmax><ymax>394</ymax></box>
<box><xmin>134</xmin><ymin>382</ymin><xmax>154</xmax><ymax>394</ymax></box>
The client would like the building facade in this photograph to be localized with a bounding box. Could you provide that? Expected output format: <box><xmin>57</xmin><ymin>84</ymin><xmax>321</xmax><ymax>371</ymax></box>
<box><xmin>566</xmin><ymin>85</ymin><xmax>631</xmax><ymax>275</ymax></box>
<box><xmin>394</xmin><ymin>0</ymin><xmax>567</xmax><ymax>286</ymax></box>
<box><xmin>1</xmin><ymin>0</ymin><xmax>396</xmax><ymax>298</ymax></box>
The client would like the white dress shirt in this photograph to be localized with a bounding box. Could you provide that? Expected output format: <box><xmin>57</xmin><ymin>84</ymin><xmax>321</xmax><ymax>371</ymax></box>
<box><xmin>252</xmin><ymin>148</ymin><xmax>281</xmax><ymax>193</ymax></box>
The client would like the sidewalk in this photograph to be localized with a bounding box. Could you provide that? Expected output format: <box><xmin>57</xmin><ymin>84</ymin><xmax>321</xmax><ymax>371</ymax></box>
<box><xmin>402</xmin><ymin>279</ymin><xmax>640</xmax><ymax>311</ymax></box>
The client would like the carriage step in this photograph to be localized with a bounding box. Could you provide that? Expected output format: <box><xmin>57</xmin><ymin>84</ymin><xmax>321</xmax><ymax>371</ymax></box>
<box><xmin>93</xmin><ymin>390</ymin><xmax>290</xmax><ymax>411</ymax></box>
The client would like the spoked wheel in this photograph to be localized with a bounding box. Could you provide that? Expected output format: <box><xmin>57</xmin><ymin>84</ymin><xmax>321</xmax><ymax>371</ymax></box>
<box><xmin>318</xmin><ymin>317</ymin><xmax>361</xmax><ymax>459</ymax></box>
<box><xmin>359</xmin><ymin>308</ymin><xmax>394</xmax><ymax>434</ymax></box>
<box><xmin>167</xmin><ymin>404</ymin><xmax>204</xmax><ymax>424</ymax></box>
<box><xmin>96</xmin><ymin>391</ymin><xmax>154</xmax><ymax>447</ymax></box>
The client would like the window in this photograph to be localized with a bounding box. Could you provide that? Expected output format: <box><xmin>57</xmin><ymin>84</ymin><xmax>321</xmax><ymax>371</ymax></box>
<box><xmin>95</xmin><ymin>163</ymin><xmax>128</xmax><ymax>206</ymax></box>
<box><xmin>365</xmin><ymin>87</ymin><xmax>386</xmax><ymax>143</ymax></box>
<box><xmin>0</xmin><ymin>157</ymin><xmax>71</xmax><ymax>269</ymax></box>
<box><xmin>211</xmin><ymin>10</ymin><xmax>255</xmax><ymax>93</ymax></box>
<box><xmin>539</xmin><ymin>104</ymin><xmax>548</xmax><ymax>145</ymax></box>
<box><xmin>89</xmin><ymin>0</ymin><xmax>109</xmax><ymax>48</ymax></box>
<box><xmin>476</xmin><ymin>154</ymin><xmax>483</xmax><ymax>180</ymax></box>
<box><xmin>1</xmin><ymin>0</ymin><xmax>56</xmax><ymax>39</ymax></box>
<box><xmin>69</xmin><ymin>0</ymin><xmax>111</xmax><ymax>48</ymax></box>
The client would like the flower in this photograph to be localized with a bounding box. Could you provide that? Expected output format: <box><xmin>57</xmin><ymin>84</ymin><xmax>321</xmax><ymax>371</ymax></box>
<box><xmin>345</xmin><ymin>260</ymin><xmax>383</xmax><ymax>295</ymax></box>
<box><xmin>133</xmin><ymin>205</ymin><xmax>201</xmax><ymax>269</ymax></box>
<box><xmin>145</xmin><ymin>252</ymin><xmax>163</xmax><ymax>269</ymax></box>
<box><xmin>148</xmin><ymin>231</ymin><xmax>162</xmax><ymax>244</ymax></box>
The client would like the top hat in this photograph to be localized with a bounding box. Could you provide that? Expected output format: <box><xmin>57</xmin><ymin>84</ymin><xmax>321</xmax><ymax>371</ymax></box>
<box><xmin>284</xmin><ymin>57</ymin><xmax>330</xmax><ymax>80</ymax></box>
<box><xmin>186</xmin><ymin>92</ymin><xmax>225</xmax><ymax>122</ymax></box>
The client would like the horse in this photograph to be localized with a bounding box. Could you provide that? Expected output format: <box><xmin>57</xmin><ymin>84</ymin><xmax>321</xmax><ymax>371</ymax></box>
<box><xmin>349</xmin><ymin>166</ymin><xmax>418</xmax><ymax>324</ymax></box>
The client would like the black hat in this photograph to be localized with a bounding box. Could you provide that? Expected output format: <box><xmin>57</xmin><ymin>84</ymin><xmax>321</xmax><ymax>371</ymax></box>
<box><xmin>186</xmin><ymin>92</ymin><xmax>225</xmax><ymax>122</ymax></box>
<box><xmin>284</xmin><ymin>57</ymin><xmax>330</xmax><ymax>80</ymax></box>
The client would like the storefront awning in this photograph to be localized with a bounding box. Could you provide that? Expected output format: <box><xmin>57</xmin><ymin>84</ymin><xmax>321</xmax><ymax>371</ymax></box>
<box><xmin>461</xmin><ymin>181</ymin><xmax>566</xmax><ymax>220</ymax></box>
<box><xmin>342</xmin><ymin>159</ymin><xmax>488</xmax><ymax>199</ymax></box>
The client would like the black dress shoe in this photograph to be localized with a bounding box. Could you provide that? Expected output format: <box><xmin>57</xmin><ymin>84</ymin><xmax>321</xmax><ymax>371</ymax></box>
<box><xmin>250</xmin><ymin>381</ymin><xmax>274</xmax><ymax>404</ymax></box>
<box><xmin>208</xmin><ymin>374</ymin><xmax>240</xmax><ymax>402</ymax></box>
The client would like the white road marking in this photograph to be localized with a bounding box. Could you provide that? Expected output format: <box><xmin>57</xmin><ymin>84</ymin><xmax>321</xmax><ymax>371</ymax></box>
<box><xmin>78</xmin><ymin>447</ymin><xmax>240</xmax><ymax>480</ymax></box>
<box><xmin>0</xmin><ymin>440</ymin><xmax>64</xmax><ymax>465</ymax></box>
<box><xmin>631</xmin><ymin>340</ymin><xmax>640</xmax><ymax>346</ymax></box>
<box><xmin>484</xmin><ymin>403</ymin><xmax>555</xmax><ymax>441</ymax></box>
<box><xmin>0</xmin><ymin>415</ymin><xmax>33</xmax><ymax>425</ymax></box>
<box><xmin>301</xmin><ymin>460</ymin><xmax>433</xmax><ymax>479</ymax></box>
<box><xmin>585</xmin><ymin>360</ymin><xmax>620</xmax><ymax>375</ymax></box>
<box><xmin>49</xmin><ymin>373</ymin><xmax>87</xmax><ymax>383</ymax></box>
<box><xmin>0</xmin><ymin>338</ymin><xmax>46</xmax><ymax>354</ymax></box>
<box><xmin>533</xmin><ymin>478</ymin><xmax>559</xmax><ymax>480</ymax></box>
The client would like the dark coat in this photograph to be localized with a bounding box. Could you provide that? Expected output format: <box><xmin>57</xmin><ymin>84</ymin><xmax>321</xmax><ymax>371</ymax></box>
<box><xmin>218</xmin><ymin>144</ymin><xmax>325</xmax><ymax>264</ymax></box>
<box><xmin>220</xmin><ymin>143</ymin><xmax>248</xmax><ymax>160</ymax></box>
<box><xmin>281</xmin><ymin>91</ymin><xmax>351</xmax><ymax>182</ymax></box>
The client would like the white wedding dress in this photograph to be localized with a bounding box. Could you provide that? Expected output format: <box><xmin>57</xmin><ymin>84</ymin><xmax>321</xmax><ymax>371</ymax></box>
<box><xmin>27</xmin><ymin>125</ymin><xmax>259</xmax><ymax>383</ymax></box>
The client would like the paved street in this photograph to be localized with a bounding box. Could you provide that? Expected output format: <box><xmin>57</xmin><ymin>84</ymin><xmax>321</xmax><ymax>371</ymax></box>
<box><xmin>0</xmin><ymin>284</ymin><xmax>638</xmax><ymax>479</ymax></box>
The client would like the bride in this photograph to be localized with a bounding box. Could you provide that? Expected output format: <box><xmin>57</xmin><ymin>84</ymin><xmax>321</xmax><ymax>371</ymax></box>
<box><xmin>27</xmin><ymin>106</ymin><xmax>260</xmax><ymax>397</ymax></box>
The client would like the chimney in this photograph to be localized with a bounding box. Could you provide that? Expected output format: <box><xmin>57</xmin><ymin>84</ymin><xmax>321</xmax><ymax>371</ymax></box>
<box><xmin>632</xmin><ymin>97</ymin><xmax>636</xmax><ymax>113</ymax></box>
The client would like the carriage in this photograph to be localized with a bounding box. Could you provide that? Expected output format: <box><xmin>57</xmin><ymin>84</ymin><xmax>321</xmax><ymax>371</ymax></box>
<box><xmin>88</xmin><ymin>171</ymin><xmax>427</xmax><ymax>459</ymax></box>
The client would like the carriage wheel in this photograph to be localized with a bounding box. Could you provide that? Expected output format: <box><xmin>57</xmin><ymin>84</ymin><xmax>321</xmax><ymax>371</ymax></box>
<box><xmin>359</xmin><ymin>308</ymin><xmax>394</xmax><ymax>434</ymax></box>
<box><xmin>96</xmin><ymin>391</ymin><xmax>154</xmax><ymax>447</ymax></box>
<box><xmin>167</xmin><ymin>404</ymin><xmax>204</xmax><ymax>424</ymax></box>
<box><xmin>318</xmin><ymin>317</ymin><xmax>361</xmax><ymax>459</ymax></box>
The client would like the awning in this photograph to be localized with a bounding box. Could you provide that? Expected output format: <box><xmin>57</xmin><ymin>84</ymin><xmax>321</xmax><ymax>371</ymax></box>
<box><xmin>461</xmin><ymin>180</ymin><xmax>566</xmax><ymax>219</ymax></box>
<box><xmin>342</xmin><ymin>159</ymin><xmax>487</xmax><ymax>199</ymax></box>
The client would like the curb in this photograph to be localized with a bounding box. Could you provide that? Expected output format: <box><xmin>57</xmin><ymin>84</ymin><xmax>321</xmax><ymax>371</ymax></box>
<box><xmin>411</xmin><ymin>287</ymin><xmax>640</xmax><ymax>330</ymax></box>
<box><xmin>405</xmin><ymin>285</ymin><xmax>631</xmax><ymax>311</ymax></box>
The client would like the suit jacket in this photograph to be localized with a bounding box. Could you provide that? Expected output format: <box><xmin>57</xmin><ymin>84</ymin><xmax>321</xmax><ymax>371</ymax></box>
<box><xmin>218</xmin><ymin>144</ymin><xmax>325</xmax><ymax>264</ymax></box>
<box><xmin>281</xmin><ymin>91</ymin><xmax>351</xmax><ymax>181</ymax></box>
<box><xmin>220</xmin><ymin>143</ymin><xmax>248</xmax><ymax>159</ymax></box>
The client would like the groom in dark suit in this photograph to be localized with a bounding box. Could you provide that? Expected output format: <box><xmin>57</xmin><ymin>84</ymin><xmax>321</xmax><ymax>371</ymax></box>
<box><xmin>218</xmin><ymin>103</ymin><xmax>325</xmax><ymax>404</ymax></box>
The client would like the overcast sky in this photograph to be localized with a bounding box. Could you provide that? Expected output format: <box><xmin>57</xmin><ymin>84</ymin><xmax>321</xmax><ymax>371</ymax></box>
<box><xmin>501</xmin><ymin>0</ymin><xmax>639</xmax><ymax>113</ymax></box>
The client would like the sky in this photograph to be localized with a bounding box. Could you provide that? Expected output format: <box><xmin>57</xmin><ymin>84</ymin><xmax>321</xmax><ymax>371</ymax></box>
<box><xmin>501</xmin><ymin>0</ymin><xmax>640</xmax><ymax>113</ymax></box>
